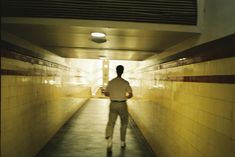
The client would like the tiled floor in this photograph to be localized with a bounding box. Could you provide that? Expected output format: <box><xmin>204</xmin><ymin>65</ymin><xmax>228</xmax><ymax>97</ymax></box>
<box><xmin>36</xmin><ymin>98</ymin><xmax>156</xmax><ymax>157</ymax></box>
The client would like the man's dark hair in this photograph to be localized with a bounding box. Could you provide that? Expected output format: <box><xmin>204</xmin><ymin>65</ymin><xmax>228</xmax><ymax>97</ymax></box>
<box><xmin>116</xmin><ymin>65</ymin><xmax>124</xmax><ymax>76</ymax></box>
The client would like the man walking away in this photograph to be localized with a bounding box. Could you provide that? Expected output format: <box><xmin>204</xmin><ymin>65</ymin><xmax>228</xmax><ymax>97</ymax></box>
<box><xmin>104</xmin><ymin>65</ymin><xmax>133</xmax><ymax>153</ymax></box>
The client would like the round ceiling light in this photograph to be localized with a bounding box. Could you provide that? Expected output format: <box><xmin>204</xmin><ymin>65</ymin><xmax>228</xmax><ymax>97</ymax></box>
<box><xmin>91</xmin><ymin>32</ymin><xmax>106</xmax><ymax>38</ymax></box>
<box><xmin>91</xmin><ymin>32</ymin><xmax>107</xmax><ymax>43</ymax></box>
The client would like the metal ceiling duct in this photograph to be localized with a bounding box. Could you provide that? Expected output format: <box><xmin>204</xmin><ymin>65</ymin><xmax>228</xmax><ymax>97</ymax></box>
<box><xmin>1</xmin><ymin>0</ymin><xmax>197</xmax><ymax>25</ymax></box>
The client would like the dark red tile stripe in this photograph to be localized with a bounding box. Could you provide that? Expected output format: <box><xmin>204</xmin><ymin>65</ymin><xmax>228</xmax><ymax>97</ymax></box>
<box><xmin>143</xmin><ymin>34</ymin><xmax>235</xmax><ymax>71</ymax></box>
<box><xmin>2</xmin><ymin>69</ymin><xmax>235</xmax><ymax>84</ymax></box>
<box><xmin>159</xmin><ymin>75</ymin><xmax>235</xmax><ymax>84</ymax></box>
<box><xmin>1</xmin><ymin>69</ymin><xmax>58</xmax><ymax>77</ymax></box>
<box><xmin>1</xmin><ymin>42</ymin><xmax>69</xmax><ymax>71</ymax></box>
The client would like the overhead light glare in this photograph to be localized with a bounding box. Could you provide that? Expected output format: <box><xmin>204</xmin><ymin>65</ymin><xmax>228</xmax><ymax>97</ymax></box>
<box><xmin>179</xmin><ymin>58</ymin><xmax>187</xmax><ymax>61</ymax></box>
<box><xmin>91</xmin><ymin>32</ymin><xmax>106</xmax><ymax>38</ymax></box>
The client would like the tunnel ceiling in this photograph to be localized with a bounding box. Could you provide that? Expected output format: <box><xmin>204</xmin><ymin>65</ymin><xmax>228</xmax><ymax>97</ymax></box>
<box><xmin>1</xmin><ymin>0</ymin><xmax>199</xmax><ymax>61</ymax></box>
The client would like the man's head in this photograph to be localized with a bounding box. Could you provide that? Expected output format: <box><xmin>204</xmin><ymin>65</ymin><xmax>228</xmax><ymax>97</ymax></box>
<box><xmin>116</xmin><ymin>65</ymin><xmax>124</xmax><ymax>77</ymax></box>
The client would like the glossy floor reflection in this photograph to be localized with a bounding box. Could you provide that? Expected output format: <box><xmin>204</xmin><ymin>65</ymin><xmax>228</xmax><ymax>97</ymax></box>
<box><xmin>36</xmin><ymin>98</ymin><xmax>156</xmax><ymax>157</ymax></box>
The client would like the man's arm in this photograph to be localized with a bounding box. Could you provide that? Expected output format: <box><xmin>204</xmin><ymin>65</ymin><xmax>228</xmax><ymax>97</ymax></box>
<box><xmin>102</xmin><ymin>84</ymin><xmax>110</xmax><ymax>97</ymax></box>
<box><xmin>126</xmin><ymin>82</ymin><xmax>133</xmax><ymax>99</ymax></box>
<box><xmin>101</xmin><ymin>87</ymin><xmax>110</xmax><ymax>97</ymax></box>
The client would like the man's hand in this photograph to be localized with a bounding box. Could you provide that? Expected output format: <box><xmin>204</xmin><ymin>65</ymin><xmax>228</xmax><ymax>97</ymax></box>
<box><xmin>104</xmin><ymin>92</ymin><xmax>110</xmax><ymax>97</ymax></box>
<box><xmin>126</xmin><ymin>92</ymin><xmax>133</xmax><ymax>99</ymax></box>
<box><xmin>101</xmin><ymin>88</ymin><xmax>105</xmax><ymax>94</ymax></box>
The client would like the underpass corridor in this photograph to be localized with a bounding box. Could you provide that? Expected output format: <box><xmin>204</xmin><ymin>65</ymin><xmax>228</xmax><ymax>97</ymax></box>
<box><xmin>1</xmin><ymin>1</ymin><xmax>235</xmax><ymax>157</ymax></box>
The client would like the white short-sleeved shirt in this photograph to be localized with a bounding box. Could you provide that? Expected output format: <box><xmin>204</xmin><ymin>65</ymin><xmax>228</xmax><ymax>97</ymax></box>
<box><xmin>105</xmin><ymin>77</ymin><xmax>132</xmax><ymax>101</ymax></box>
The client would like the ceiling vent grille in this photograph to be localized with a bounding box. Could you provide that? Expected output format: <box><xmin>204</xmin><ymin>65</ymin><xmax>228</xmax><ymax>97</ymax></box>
<box><xmin>2</xmin><ymin>0</ymin><xmax>197</xmax><ymax>25</ymax></box>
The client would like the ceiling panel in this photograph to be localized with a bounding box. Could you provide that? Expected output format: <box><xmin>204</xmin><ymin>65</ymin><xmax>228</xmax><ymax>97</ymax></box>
<box><xmin>2</xmin><ymin>0</ymin><xmax>197</xmax><ymax>25</ymax></box>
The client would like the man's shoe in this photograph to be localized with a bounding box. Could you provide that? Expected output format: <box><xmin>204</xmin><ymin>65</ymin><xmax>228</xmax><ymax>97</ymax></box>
<box><xmin>107</xmin><ymin>137</ymin><xmax>112</xmax><ymax>151</ymax></box>
<box><xmin>106</xmin><ymin>147</ymin><xmax>112</xmax><ymax>156</ymax></box>
<box><xmin>121</xmin><ymin>141</ymin><xmax>126</xmax><ymax>148</ymax></box>
<box><xmin>107</xmin><ymin>146</ymin><xmax>112</xmax><ymax>153</ymax></box>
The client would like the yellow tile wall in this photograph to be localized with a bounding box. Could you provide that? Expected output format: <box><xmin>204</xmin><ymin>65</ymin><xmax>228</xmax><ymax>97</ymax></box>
<box><xmin>1</xmin><ymin>57</ymin><xmax>91</xmax><ymax>157</ymax></box>
<box><xmin>128</xmin><ymin>57</ymin><xmax>235</xmax><ymax>157</ymax></box>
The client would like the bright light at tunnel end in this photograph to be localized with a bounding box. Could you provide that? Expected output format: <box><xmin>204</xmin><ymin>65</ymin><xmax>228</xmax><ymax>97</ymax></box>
<box><xmin>91</xmin><ymin>32</ymin><xmax>106</xmax><ymax>38</ymax></box>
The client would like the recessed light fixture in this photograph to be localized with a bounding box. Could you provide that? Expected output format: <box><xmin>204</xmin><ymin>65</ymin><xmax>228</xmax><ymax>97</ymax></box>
<box><xmin>91</xmin><ymin>32</ymin><xmax>106</xmax><ymax>38</ymax></box>
<box><xmin>91</xmin><ymin>32</ymin><xmax>107</xmax><ymax>43</ymax></box>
